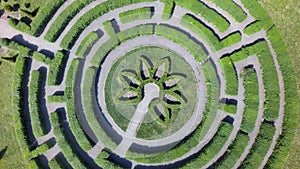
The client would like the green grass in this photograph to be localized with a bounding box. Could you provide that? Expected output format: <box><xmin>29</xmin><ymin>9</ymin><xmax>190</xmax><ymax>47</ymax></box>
<box><xmin>119</xmin><ymin>7</ymin><xmax>152</xmax><ymax>23</ymax></box>
<box><xmin>0</xmin><ymin>62</ymin><xmax>28</xmax><ymax>168</ymax></box>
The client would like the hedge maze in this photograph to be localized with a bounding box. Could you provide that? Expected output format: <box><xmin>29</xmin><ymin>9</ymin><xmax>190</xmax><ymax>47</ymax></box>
<box><xmin>0</xmin><ymin>0</ymin><xmax>298</xmax><ymax>168</ymax></box>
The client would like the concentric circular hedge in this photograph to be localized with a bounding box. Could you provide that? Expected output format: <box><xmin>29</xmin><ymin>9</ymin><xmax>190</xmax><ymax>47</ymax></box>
<box><xmin>1</xmin><ymin>0</ymin><xmax>298</xmax><ymax>168</ymax></box>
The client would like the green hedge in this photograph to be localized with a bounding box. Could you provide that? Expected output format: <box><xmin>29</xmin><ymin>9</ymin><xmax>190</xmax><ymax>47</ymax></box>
<box><xmin>174</xmin><ymin>0</ymin><xmax>230</xmax><ymax>32</ymax></box>
<box><xmin>60</xmin><ymin>0</ymin><xmax>155</xmax><ymax>49</ymax></box>
<box><xmin>30</xmin><ymin>0</ymin><xmax>65</xmax><ymax>36</ymax></box>
<box><xmin>8</xmin><ymin>18</ymin><xmax>31</xmax><ymax>33</ymax></box>
<box><xmin>119</xmin><ymin>7</ymin><xmax>152</xmax><ymax>23</ymax></box>
<box><xmin>181</xmin><ymin>122</ymin><xmax>233</xmax><ymax>168</ymax></box>
<box><xmin>64</xmin><ymin>59</ymin><xmax>94</xmax><ymax>151</ymax></box>
<box><xmin>83</xmin><ymin>67</ymin><xmax>117</xmax><ymax>149</ymax></box>
<box><xmin>230</xmin><ymin>41</ymin><xmax>280</xmax><ymax>121</ymax></box>
<box><xmin>95</xmin><ymin>150</ymin><xmax>123</xmax><ymax>169</ymax></box>
<box><xmin>116</xmin><ymin>24</ymin><xmax>153</xmax><ymax>42</ymax></box>
<box><xmin>161</xmin><ymin>0</ymin><xmax>175</xmax><ymax>20</ymax></box>
<box><xmin>209</xmin><ymin>0</ymin><xmax>247</xmax><ymax>23</ymax></box>
<box><xmin>155</xmin><ymin>24</ymin><xmax>207</xmax><ymax>62</ymax></box>
<box><xmin>181</xmin><ymin>14</ymin><xmax>241</xmax><ymax>52</ymax></box>
<box><xmin>241</xmin><ymin>0</ymin><xmax>273</xmax><ymax>35</ymax></box>
<box><xmin>211</xmin><ymin>133</ymin><xmax>249</xmax><ymax>168</ymax></box>
<box><xmin>241</xmin><ymin>68</ymin><xmax>259</xmax><ymax>133</ymax></box>
<box><xmin>220</xmin><ymin>56</ymin><xmax>238</xmax><ymax>95</ymax></box>
<box><xmin>50</xmin><ymin>111</ymin><xmax>91</xmax><ymax>168</ymax></box>
<box><xmin>240</xmin><ymin>123</ymin><xmax>275</xmax><ymax>168</ymax></box>
<box><xmin>76</xmin><ymin>31</ymin><xmax>100</xmax><ymax>58</ymax></box>
<box><xmin>48</xmin><ymin>50</ymin><xmax>68</xmax><ymax>86</ymax></box>
<box><xmin>47</xmin><ymin>95</ymin><xmax>65</xmax><ymax>103</ymax></box>
<box><xmin>264</xmin><ymin>27</ymin><xmax>299</xmax><ymax>169</ymax></box>
<box><xmin>103</xmin><ymin>20</ymin><xmax>117</xmax><ymax>37</ymax></box>
<box><xmin>29</xmin><ymin>70</ymin><xmax>50</xmax><ymax>138</ymax></box>
<box><xmin>44</xmin><ymin>0</ymin><xmax>94</xmax><ymax>42</ymax></box>
<box><xmin>90</xmin><ymin>36</ymin><xmax>120</xmax><ymax>67</ymax></box>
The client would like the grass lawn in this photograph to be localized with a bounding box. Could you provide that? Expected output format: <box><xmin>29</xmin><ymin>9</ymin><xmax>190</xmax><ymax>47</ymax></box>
<box><xmin>258</xmin><ymin>0</ymin><xmax>300</xmax><ymax>168</ymax></box>
<box><xmin>0</xmin><ymin>62</ymin><xmax>28</xmax><ymax>168</ymax></box>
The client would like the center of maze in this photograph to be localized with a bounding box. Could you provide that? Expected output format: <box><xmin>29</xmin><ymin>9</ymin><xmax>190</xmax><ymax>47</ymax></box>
<box><xmin>0</xmin><ymin>0</ymin><xmax>294</xmax><ymax>168</ymax></box>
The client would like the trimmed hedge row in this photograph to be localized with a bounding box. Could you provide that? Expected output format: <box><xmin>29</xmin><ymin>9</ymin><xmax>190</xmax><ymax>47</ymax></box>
<box><xmin>30</xmin><ymin>0</ymin><xmax>66</xmax><ymax>36</ymax></box>
<box><xmin>181</xmin><ymin>14</ymin><xmax>241</xmax><ymax>52</ymax></box>
<box><xmin>103</xmin><ymin>20</ymin><xmax>117</xmax><ymax>37</ymax></box>
<box><xmin>95</xmin><ymin>150</ymin><xmax>123</xmax><ymax>169</ymax></box>
<box><xmin>155</xmin><ymin>24</ymin><xmax>207</xmax><ymax>62</ymax></box>
<box><xmin>220</xmin><ymin>56</ymin><xmax>238</xmax><ymax>96</ymax></box>
<box><xmin>91</xmin><ymin>24</ymin><xmax>153</xmax><ymax>67</ymax></box>
<box><xmin>230</xmin><ymin>41</ymin><xmax>280</xmax><ymax>121</ymax></box>
<box><xmin>240</xmin><ymin>123</ymin><xmax>275</xmax><ymax>168</ymax></box>
<box><xmin>29</xmin><ymin>70</ymin><xmax>50</xmax><ymax>138</ymax></box>
<box><xmin>161</xmin><ymin>0</ymin><xmax>175</xmax><ymax>20</ymax></box>
<box><xmin>76</xmin><ymin>31</ymin><xmax>100</xmax><ymax>58</ymax></box>
<box><xmin>241</xmin><ymin>67</ymin><xmax>259</xmax><ymax>133</ymax></box>
<box><xmin>241</xmin><ymin>0</ymin><xmax>273</xmax><ymax>35</ymax></box>
<box><xmin>60</xmin><ymin>0</ymin><xmax>155</xmax><ymax>49</ymax></box>
<box><xmin>50</xmin><ymin>111</ymin><xmax>91</xmax><ymax>168</ymax></box>
<box><xmin>264</xmin><ymin>22</ymin><xmax>299</xmax><ymax>169</ymax></box>
<box><xmin>83</xmin><ymin>67</ymin><xmax>117</xmax><ymax>149</ymax></box>
<box><xmin>44</xmin><ymin>0</ymin><xmax>94</xmax><ymax>42</ymax></box>
<box><xmin>47</xmin><ymin>51</ymin><xmax>68</xmax><ymax>86</ymax></box>
<box><xmin>64</xmin><ymin>59</ymin><xmax>94</xmax><ymax>151</ymax></box>
<box><xmin>181</xmin><ymin>122</ymin><xmax>233</xmax><ymax>168</ymax></box>
<box><xmin>212</xmin><ymin>133</ymin><xmax>249</xmax><ymax>168</ymax></box>
<box><xmin>174</xmin><ymin>0</ymin><xmax>230</xmax><ymax>32</ymax></box>
<box><xmin>209</xmin><ymin>0</ymin><xmax>247</xmax><ymax>23</ymax></box>
<box><xmin>119</xmin><ymin>7</ymin><xmax>152</xmax><ymax>23</ymax></box>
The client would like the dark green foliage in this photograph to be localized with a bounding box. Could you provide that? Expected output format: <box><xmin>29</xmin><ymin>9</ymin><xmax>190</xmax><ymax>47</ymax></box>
<box><xmin>220</xmin><ymin>56</ymin><xmax>238</xmax><ymax>95</ymax></box>
<box><xmin>241</xmin><ymin>68</ymin><xmax>259</xmax><ymax>133</ymax></box>
<box><xmin>174</xmin><ymin>0</ymin><xmax>230</xmax><ymax>32</ymax></box>
<box><xmin>30</xmin><ymin>0</ymin><xmax>65</xmax><ymax>36</ymax></box>
<box><xmin>209</xmin><ymin>0</ymin><xmax>247</xmax><ymax>23</ymax></box>
<box><xmin>8</xmin><ymin>18</ymin><xmax>31</xmax><ymax>33</ymax></box>
<box><xmin>60</xmin><ymin>0</ymin><xmax>155</xmax><ymax>49</ymax></box>
<box><xmin>44</xmin><ymin>0</ymin><xmax>94</xmax><ymax>42</ymax></box>
<box><xmin>240</xmin><ymin>123</ymin><xmax>275</xmax><ymax>168</ymax></box>
<box><xmin>119</xmin><ymin>7</ymin><xmax>152</xmax><ymax>23</ymax></box>
<box><xmin>95</xmin><ymin>150</ymin><xmax>123</xmax><ymax>169</ymax></box>
<box><xmin>29</xmin><ymin>70</ymin><xmax>50</xmax><ymax>138</ymax></box>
